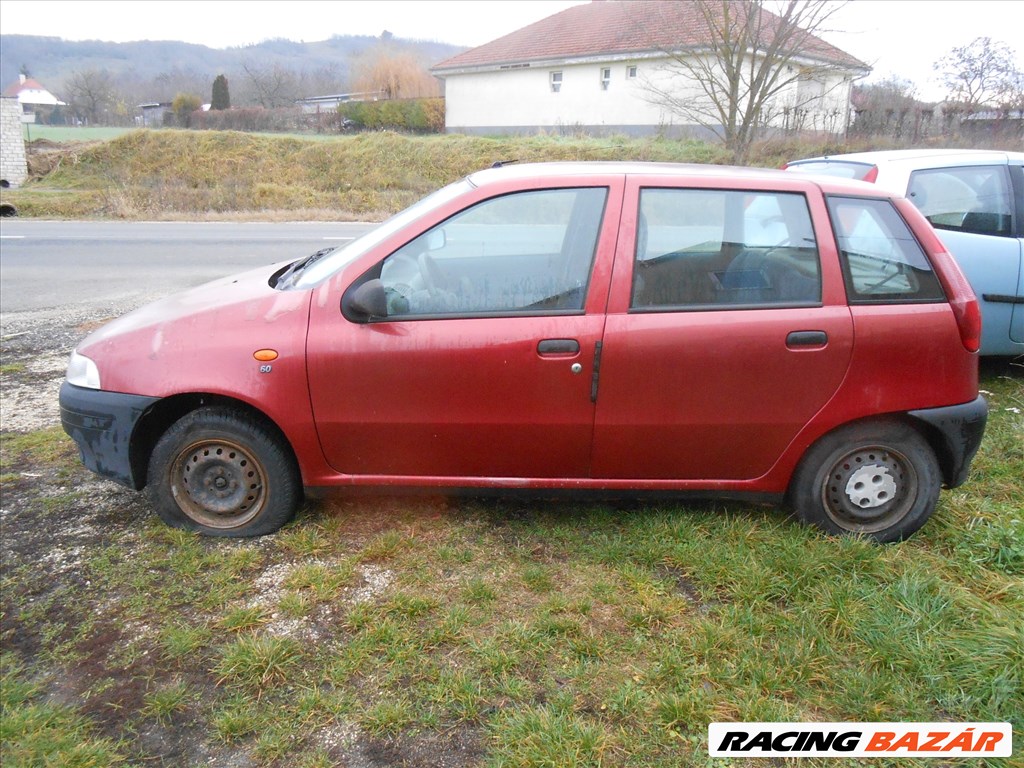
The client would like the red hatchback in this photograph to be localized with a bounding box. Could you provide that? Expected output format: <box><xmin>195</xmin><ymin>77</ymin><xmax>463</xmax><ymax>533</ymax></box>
<box><xmin>60</xmin><ymin>163</ymin><xmax>987</xmax><ymax>542</ymax></box>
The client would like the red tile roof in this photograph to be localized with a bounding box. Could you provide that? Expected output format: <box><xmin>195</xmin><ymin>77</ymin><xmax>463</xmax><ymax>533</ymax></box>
<box><xmin>433</xmin><ymin>0</ymin><xmax>867</xmax><ymax>72</ymax></box>
<box><xmin>3</xmin><ymin>77</ymin><xmax>50</xmax><ymax>97</ymax></box>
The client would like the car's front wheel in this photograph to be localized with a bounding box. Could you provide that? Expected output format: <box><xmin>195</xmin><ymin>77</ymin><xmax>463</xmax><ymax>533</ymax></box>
<box><xmin>789</xmin><ymin>421</ymin><xmax>941</xmax><ymax>543</ymax></box>
<box><xmin>147</xmin><ymin>407</ymin><xmax>302</xmax><ymax>537</ymax></box>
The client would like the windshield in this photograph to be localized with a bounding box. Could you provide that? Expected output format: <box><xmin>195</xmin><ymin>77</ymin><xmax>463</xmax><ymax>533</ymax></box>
<box><xmin>290</xmin><ymin>179</ymin><xmax>474</xmax><ymax>289</ymax></box>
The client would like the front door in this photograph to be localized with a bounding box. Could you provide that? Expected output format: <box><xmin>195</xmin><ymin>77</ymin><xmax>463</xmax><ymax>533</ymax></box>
<box><xmin>306</xmin><ymin>183</ymin><xmax>622</xmax><ymax>480</ymax></box>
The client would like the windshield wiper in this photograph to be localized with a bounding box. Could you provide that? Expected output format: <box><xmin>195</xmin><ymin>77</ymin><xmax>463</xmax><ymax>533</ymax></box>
<box><xmin>275</xmin><ymin>246</ymin><xmax>336</xmax><ymax>289</ymax></box>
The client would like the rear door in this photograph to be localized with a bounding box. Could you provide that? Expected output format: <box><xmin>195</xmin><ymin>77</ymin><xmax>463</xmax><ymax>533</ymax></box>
<box><xmin>591</xmin><ymin>177</ymin><xmax>854</xmax><ymax>482</ymax></box>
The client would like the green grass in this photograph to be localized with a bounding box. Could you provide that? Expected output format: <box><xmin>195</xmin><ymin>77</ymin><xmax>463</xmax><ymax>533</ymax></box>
<box><xmin>23</xmin><ymin>125</ymin><xmax>135</xmax><ymax>143</ymax></box>
<box><xmin>1</xmin><ymin>368</ymin><xmax>1020</xmax><ymax>765</ymax></box>
<box><xmin>0</xmin><ymin>425</ymin><xmax>76</xmax><ymax>466</ymax></box>
<box><xmin>0</xmin><ymin>653</ymin><xmax>126</xmax><ymax>765</ymax></box>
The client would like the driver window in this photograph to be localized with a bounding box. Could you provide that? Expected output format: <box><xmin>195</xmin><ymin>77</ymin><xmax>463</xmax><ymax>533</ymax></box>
<box><xmin>378</xmin><ymin>187</ymin><xmax>608</xmax><ymax>316</ymax></box>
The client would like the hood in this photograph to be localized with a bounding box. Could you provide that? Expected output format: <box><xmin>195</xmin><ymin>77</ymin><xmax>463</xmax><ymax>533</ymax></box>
<box><xmin>77</xmin><ymin>263</ymin><xmax>313</xmax><ymax>398</ymax></box>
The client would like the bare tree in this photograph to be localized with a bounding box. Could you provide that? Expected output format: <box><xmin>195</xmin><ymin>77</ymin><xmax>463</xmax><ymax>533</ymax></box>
<box><xmin>934</xmin><ymin>37</ymin><xmax>1020</xmax><ymax>113</ymax></box>
<box><xmin>240</xmin><ymin>62</ymin><xmax>300</xmax><ymax>108</ymax></box>
<box><xmin>638</xmin><ymin>0</ymin><xmax>859</xmax><ymax>163</ymax></box>
<box><xmin>297</xmin><ymin>65</ymin><xmax>345</xmax><ymax>99</ymax></box>
<box><xmin>850</xmin><ymin>77</ymin><xmax>934</xmax><ymax>142</ymax></box>
<box><xmin>64</xmin><ymin>68</ymin><xmax>118</xmax><ymax>125</ymax></box>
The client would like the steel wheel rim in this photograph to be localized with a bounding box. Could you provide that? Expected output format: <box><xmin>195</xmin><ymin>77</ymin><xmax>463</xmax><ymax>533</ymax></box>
<box><xmin>169</xmin><ymin>438</ymin><xmax>267</xmax><ymax>529</ymax></box>
<box><xmin>820</xmin><ymin>444</ymin><xmax>918</xmax><ymax>534</ymax></box>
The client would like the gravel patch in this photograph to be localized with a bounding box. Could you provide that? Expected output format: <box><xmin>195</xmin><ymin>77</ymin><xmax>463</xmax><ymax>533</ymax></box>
<box><xmin>1</xmin><ymin>351</ymin><xmax>67</xmax><ymax>432</ymax></box>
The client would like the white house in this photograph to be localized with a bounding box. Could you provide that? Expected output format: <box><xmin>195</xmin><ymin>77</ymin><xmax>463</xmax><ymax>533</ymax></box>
<box><xmin>432</xmin><ymin>0</ymin><xmax>869</xmax><ymax>137</ymax></box>
<box><xmin>2</xmin><ymin>74</ymin><xmax>66</xmax><ymax>124</ymax></box>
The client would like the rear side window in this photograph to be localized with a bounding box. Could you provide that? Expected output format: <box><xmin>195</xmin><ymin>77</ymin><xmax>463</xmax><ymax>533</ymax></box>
<box><xmin>827</xmin><ymin>196</ymin><xmax>945</xmax><ymax>304</ymax></box>
<box><xmin>907</xmin><ymin>165</ymin><xmax>1014</xmax><ymax>237</ymax></box>
<box><xmin>632</xmin><ymin>188</ymin><xmax>821</xmax><ymax>309</ymax></box>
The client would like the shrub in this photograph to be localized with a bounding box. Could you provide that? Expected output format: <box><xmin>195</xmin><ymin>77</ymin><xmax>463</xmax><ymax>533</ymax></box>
<box><xmin>337</xmin><ymin>98</ymin><xmax>445</xmax><ymax>133</ymax></box>
<box><xmin>191</xmin><ymin>107</ymin><xmax>304</xmax><ymax>133</ymax></box>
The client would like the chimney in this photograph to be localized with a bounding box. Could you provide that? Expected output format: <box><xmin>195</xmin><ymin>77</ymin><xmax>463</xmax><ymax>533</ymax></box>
<box><xmin>20</xmin><ymin>74</ymin><xmax>27</xmax><ymax>84</ymax></box>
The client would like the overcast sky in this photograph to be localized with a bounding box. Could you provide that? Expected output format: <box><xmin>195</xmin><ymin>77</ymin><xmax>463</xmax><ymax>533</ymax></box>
<box><xmin>2</xmin><ymin>0</ymin><xmax>1021</xmax><ymax>101</ymax></box>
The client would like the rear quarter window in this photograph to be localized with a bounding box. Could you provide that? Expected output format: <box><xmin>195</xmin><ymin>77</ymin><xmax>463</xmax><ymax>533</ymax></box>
<box><xmin>826</xmin><ymin>196</ymin><xmax>946</xmax><ymax>304</ymax></box>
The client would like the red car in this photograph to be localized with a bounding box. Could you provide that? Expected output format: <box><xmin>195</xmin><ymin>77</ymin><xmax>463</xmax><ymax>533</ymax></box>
<box><xmin>60</xmin><ymin>163</ymin><xmax>987</xmax><ymax>542</ymax></box>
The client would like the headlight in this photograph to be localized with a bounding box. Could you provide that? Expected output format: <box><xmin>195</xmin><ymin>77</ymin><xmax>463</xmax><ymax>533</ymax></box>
<box><xmin>66</xmin><ymin>351</ymin><xmax>101</xmax><ymax>389</ymax></box>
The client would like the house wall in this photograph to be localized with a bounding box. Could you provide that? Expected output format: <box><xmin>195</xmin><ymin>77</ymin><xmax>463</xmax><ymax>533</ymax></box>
<box><xmin>1</xmin><ymin>96</ymin><xmax>28</xmax><ymax>188</ymax></box>
<box><xmin>442</xmin><ymin>57</ymin><xmax>853</xmax><ymax>137</ymax></box>
<box><xmin>444</xmin><ymin>61</ymin><xmax>673</xmax><ymax>135</ymax></box>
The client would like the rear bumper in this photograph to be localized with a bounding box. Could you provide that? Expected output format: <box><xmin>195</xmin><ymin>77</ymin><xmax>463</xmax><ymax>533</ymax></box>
<box><xmin>909</xmin><ymin>395</ymin><xmax>988</xmax><ymax>488</ymax></box>
<box><xmin>59</xmin><ymin>381</ymin><xmax>159</xmax><ymax>490</ymax></box>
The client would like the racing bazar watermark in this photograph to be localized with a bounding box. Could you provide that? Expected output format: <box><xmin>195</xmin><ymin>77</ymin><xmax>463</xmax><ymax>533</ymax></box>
<box><xmin>708</xmin><ymin>722</ymin><xmax>1012</xmax><ymax>758</ymax></box>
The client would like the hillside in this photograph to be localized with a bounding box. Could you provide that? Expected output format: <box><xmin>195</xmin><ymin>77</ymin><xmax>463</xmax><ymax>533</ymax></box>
<box><xmin>0</xmin><ymin>34</ymin><xmax>465</xmax><ymax>101</ymax></box>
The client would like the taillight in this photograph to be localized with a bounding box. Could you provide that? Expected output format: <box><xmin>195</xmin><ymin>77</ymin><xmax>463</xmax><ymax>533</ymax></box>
<box><xmin>861</xmin><ymin>165</ymin><xmax>879</xmax><ymax>183</ymax></box>
<box><xmin>935</xmin><ymin>247</ymin><xmax>982</xmax><ymax>352</ymax></box>
<box><xmin>951</xmin><ymin>292</ymin><xmax>982</xmax><ymax>353</ymax></box>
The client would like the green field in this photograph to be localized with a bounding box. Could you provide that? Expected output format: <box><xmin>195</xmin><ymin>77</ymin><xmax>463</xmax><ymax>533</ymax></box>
<box><xmin>22</xmin><ymin>124</ymin><xmax>135</xmax><ymax>143</ymax></box>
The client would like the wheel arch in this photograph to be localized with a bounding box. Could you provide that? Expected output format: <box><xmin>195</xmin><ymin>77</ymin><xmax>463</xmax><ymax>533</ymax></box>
<box><xmin>129</xmin><ymin>393</ymin><xmax>299</xmax><ymax>491</ymax></box>
<box><xmin>786</xmin><ymin>413</ymin><xmax>944</xmax><ymax>503</ymax></box>
<box><xmin>785</xmin><ymin>414</ymin><xmax>944</xmax><ymax>542</ymax></box>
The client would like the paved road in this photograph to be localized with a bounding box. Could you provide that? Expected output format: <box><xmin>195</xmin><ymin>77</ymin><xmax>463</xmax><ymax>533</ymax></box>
<box><xmin>0</xmin><ymin>220</ymin><xmax>376</xmax><ymax>313</ymax></box>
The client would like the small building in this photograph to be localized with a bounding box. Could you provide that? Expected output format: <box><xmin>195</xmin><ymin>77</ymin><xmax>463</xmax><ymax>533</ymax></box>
<box><xmin>137</xmin><ymin>102</ymin><xmax>172</xmax><ymax>127</ymax></box>
<box><xmin>432</xmin><ymin>0</ymin><xmax>868</xmax><ymax>137</ymax></box>
<box><xmin>2</xmin><ymin>74</ymin><xmax>66</xmax><ymax>124</ymax></box>
<box><xmin>295</xmin><ymin>91</ymin><xmax>384</xmax><ymax>114</ymax></box>
<box><xmin>961</xmin><ymin>109</ymin><xmax>1024</xmax><ymax>140</ymax></box>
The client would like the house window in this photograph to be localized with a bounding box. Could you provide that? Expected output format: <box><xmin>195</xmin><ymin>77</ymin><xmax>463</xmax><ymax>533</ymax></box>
<box><xmin>550</xmin><ymin>71</ymin><xmax>562</xmax><ymax>93</ymax></box>
<box><xmin>600</xmin><ymin>68</ymin><xmax>611</xmax><ymax>90</ymax></box>
<box><xmin>626</xmin><ymin>65</ymin><xmax>638</xmax><ymax>79</ymax></box>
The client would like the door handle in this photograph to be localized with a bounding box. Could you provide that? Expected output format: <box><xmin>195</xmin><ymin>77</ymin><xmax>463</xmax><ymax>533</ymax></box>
<box><xmin>537</xmin><ymin>339</ymin><xmax>580</xmax><ymax>355</ymax></box>
<box><xmin>786</xmin><ymin>330</ymin><xmax>828</xmax><ymax>348</ymax></box>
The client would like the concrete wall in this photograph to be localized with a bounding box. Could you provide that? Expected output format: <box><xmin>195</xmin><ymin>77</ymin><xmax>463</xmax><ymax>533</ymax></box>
<box><xmin>1</xmin><ymin>96</ymin><xmax>28</xmax><ymax>188</ymax></box>
<box><xmin>442</xmin><ymin>56</ymin><xmax>853</xmax><ymax>137</ymax></box>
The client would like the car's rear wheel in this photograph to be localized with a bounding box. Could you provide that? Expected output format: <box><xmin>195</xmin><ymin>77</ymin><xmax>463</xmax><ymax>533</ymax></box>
<box><xmin>789</xmin><ymin>421</ymin><xmax>941</xmax><ymax>543</ymax></box>
<box><xmin>147</xmin><ymin>407</ymin><xmax>301</xmax><ymax>537</ymax></box>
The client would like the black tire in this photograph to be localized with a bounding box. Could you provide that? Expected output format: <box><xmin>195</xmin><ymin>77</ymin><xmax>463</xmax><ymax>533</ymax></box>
<box><xmin>788</xmin><ymin>421</ymin><xmax>941</xmax><ymax>543</ymax></box>
<box><xmin>147</xmin><ymin>407</ymin><xmax>301</xmax><ymax>537</ymax></box>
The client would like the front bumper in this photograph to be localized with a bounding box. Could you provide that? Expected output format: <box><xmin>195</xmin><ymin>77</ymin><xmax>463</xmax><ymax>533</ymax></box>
<box><xmin>908</xmin><ymin>395</ymin><xmax>988</xmax><ymax>488</ymax></box>
<box><xmin>59</xmin><ymin>381</ymin><xmax>159</xmax><ymax>490</ymax></box>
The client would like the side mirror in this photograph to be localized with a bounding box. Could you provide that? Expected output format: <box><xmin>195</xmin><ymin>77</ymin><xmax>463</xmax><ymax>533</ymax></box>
<box><xmin>342</xmin><ymin>279</ymin><xmax>388</xmax><ymax>322</ymax></box>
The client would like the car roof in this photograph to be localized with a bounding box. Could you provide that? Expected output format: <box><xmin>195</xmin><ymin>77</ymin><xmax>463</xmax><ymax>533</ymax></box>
<box><xmin>467</xmin><ymin>161</ymin><xmax>891</xmax><ymax>197</ymax></box>
<box><xmin>789</xmin><ymin>148</ymin><xmax>1024</xmax><ymax>169</ymax></box>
